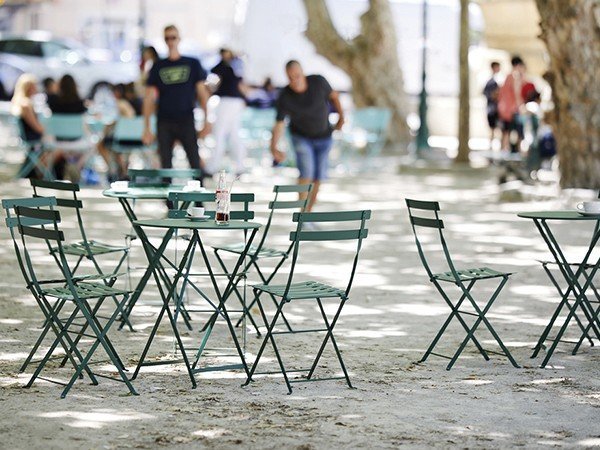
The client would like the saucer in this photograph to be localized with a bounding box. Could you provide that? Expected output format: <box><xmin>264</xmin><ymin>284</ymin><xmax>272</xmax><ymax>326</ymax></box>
<box><xmin>186</xmin><ymin>214</ymin><xmax>210</xmax><ymax>222</ymax></box>
<box><xmin>111</xmin><ymin>188</ymin><xmax>129</xmax><ymax>193</ymax></box>
<box><xmin>577</xmin><ymin>211</ymin><xmax>600</xmax><ymax>217</ymax></box>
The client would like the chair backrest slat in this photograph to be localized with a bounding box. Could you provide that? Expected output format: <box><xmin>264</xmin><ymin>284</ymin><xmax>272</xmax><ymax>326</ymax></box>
<box><xmin>129</xmin><ymin>168</ymin><xmax>202</xmax><ymax>186</ymax></box>
<box><xmin>15</xmin><ymin>205</ymin><xmax>60</xmax><ymax>221</ymax></box>
<box><xmin>2</xmin><ymin>196</ymin><xmax>57</xmax><ymax>210</ymax></box>
<box><xmin>290</xmin><ymin>229</ymin><xmax>368</xmax><ymax>242</ymax></box>
<box><xmin>274</xmin><ymin>184</ymin><xmax>312</xmax><ymax>193</ymax></box>
<box><xmin>410</xmin><ymin>216</ymin><xmax>444</xmax><ymax>229</ymax></box>
<box><xmin>269</xmin><ymin>200</ymin><xmax>306</xmax><ymax>210</ymax></box>
<box><xmin>168</xmin><ymin>191</ymin><xmax>254</xmax><ymax>221</ymax></box>
<box><xmin>30</xmin><ymin>179</ymin><xmax>79</xmax><ymax>192</ymax></box>
<box><xmin>406</xmin><ymin>199</ymin><xmax>440</xmax><ymax>211</ymax></box>
<box><xmin>18</xmin><ymin>224</ymin><xmax>64</xmax><ymax>241</ymax></box>
<box><xmin>293</xmin><ymin>210</ymin><xmax>371</xmax><ymax>223</ymax></box>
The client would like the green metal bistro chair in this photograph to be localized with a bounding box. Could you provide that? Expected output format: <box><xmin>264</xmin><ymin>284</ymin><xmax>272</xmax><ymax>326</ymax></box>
<box><xmin>166</xmin><ymin>191</ymin><xmax>255</xmax><ymax>331</ymax></box>
<box><xmin>30</xmin><ymin>179</ymin><xmax>132</xmax><ymax>330</ymax></box>
<box><xmin>31</xmin><ymin>179</ymin><xmax>129</xmax><ymax>275</ymax></box>
<box><xmin>110</xmin><ymin>116</ymin><xmax>157</xmax><ymax>171</ymax></box>
<box><xmin>12</xmin><ymin>114</ymin><xmax>54</xmax><ymax>180</ymax></box>
<box><xmin>243</xmin><ymin>210</ymin><xmax>371</xmax><ymax>394</ymax></box>
<box><xmin>2</xmin><ymin>196</ymin><xmax>137</xmax><ymax>398</ymax></box>
<box><xmin>213</xmin><ymin>184</ymin><xmax>313</xmax><ymax>336</ymax></box>
<box><xmin>405</xmin><ymin>199</ymin><xmax>519</xmax><ymax>370</ymax></box>
<box><xmin>128</xmin><ymin>168</ymin><xmax>203</xmax><ymax>187</ymax></box>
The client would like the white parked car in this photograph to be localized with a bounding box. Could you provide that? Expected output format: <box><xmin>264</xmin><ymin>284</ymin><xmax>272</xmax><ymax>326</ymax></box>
<box><xmin>0</xmin><ymin>33</ymin><xmax>139</xmax><ymax>98</ymax></box>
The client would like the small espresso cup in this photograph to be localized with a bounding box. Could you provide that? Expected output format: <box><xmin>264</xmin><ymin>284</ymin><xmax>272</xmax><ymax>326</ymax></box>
<box><xmin>186</xmin><ymin>179</ymin><xmax>201</xmax><ymax>191</ymax></box>
<box><xmin>187</xmin><ymin>206</ymin><xmax>205</xmax><ymax>217</ymax></box>
<box><xmin>577</xmin><ymin>201</ymin><xmax>600</xmax><ymax>214</ymax></box>
<box><xmin>111</xmin><ymin>180</ymin><xmax>129</xmax><ymax>192</ymax></box>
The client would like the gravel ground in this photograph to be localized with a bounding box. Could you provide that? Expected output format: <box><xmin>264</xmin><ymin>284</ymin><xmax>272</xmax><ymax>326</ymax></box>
<box><xmin>0</xmin><ymin>155</ymin><xmax>598</xmax><ymax>449</ymax></box>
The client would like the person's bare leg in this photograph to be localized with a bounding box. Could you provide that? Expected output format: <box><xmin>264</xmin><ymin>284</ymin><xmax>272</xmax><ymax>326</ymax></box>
<box><xmin>306</xmin><ymin>180</ymin><xmax>320</xmax><ymax>212</ymax></box>
<box><xmin>298</xmin><ymin>177</ymin><xmax>311</xmax><ymax>208</ymax></box>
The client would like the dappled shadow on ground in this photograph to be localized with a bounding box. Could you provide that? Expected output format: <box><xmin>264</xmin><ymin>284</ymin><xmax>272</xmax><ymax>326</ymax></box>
<box><xmin>0</xmin><ymin>165</ymin><xmax>598</xmax><ymax>448</ymax></box>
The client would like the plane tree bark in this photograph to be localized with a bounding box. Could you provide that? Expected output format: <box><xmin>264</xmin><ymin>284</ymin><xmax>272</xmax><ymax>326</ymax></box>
<box><xmin>535</xmin><ymin>0</ymin><xmax>600</xmax><ymax>188</ymax></box>
<box><xmin>303</xmin><ymin>0</ymin><xmax>410</xmax><ymax>145</ymax></box>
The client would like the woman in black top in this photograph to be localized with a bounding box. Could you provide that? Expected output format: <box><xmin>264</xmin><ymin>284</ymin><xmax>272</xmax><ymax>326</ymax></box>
<box><xmin>48</xmin><ymin>74</ymin><xmax>87</xmax><ymax>114</ymax></box>
<box><xmin>47</xmin><ymin>74</ymin><xmax>88</xmax><ymax>180</ymax></box>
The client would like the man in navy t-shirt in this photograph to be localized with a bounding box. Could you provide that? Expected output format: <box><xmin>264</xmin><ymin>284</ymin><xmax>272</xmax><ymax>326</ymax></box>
<box><xmin>142</xmin><ymin>24</ymin><xmax>210</xmax><ymax>174</ymax></box>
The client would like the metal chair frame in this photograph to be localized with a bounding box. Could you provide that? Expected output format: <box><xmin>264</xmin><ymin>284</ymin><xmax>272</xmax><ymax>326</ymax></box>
<box><xmin>406</xmin><ymin>198</ymin><xmax>519</xmax><ymax>370</ymax></box>
<box><xmin>2</xmin><ymin>196</ymin><xmax>137</xmax><ymax>398</ymax></box>
<box><xmin>213</xmin><ymin>184</ymin><xmax>313</xmax><ymax>336</ymax></box>
<box><xmin>243</xmin><ymin>210</ymin><xmax>371</xmax><ymax>394</ymax></box>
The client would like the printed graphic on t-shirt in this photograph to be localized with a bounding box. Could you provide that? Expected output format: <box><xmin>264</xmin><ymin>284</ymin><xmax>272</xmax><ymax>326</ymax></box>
<box><xmin>159</xmin><ymin>66</ymin><xmax>191</xmax><ymax>85</ymax></box>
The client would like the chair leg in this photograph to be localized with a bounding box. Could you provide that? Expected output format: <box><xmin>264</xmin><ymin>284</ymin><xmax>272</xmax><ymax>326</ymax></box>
<box><xmin>242</xmin><ymin>291</ymin><xmax>291</xmax><ymax>393</ymax></box>
<box><xmin>308</xmin><ymin>297</ymin><xmax>353</xmax><ymax>389</ymax></box>
<box><xmin>452</xmin><ymin>277</ymin><xmax>519</xmax><ymax>369</ymax></box>
<box><xmin>24</xmin><ymin>297</ymin><xmax>94</xmax><ymax>380</ymax></box>
<box><xmin>61</xmin><ymin>296</ymin><xmax>137</xmax><ymax>398</ymax></box>
<box><xmin>26</xmin><ymin>305</ymin><xmax>98</xmax><ymax>390</ymax></box>
<box><xmin>421</xmin><ymin>280</ymin><xmax>489</xmax><ymax>364</ymax></box>
<box><xmin>213</xmin><ymin>250</ymin><xmax>262</xmax><ymax>335</ymax></box>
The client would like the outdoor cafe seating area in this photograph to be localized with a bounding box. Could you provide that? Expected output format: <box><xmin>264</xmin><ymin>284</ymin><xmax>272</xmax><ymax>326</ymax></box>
<box><xmin>0</xmin><ymin>102</ymin><xmax>393</xmax><ymax>185</ymax></box>
<box><xmin>2</xmin><ymin>168</ymin><xmax>599</xmax><ymax>399</ymax></box>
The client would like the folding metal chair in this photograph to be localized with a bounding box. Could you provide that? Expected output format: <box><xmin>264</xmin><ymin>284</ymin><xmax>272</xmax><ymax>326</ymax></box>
<box><xmin>166</xmin><ymin>191</ymin><xmax>255</xmax><ymax>332</ymax></box>
<box><xmin>111</xmin><ymin>116</ymin><xmax>157</xmax><ymax>170</ymax></box>
<box><xmin>213</xmin><ymin>184</ymin><xmax>313</xmax><ymax>336</ymax></box>
<box><xmin>243</xmin><ymin>210</ymin><xmax>371</xmax><ymax>394</ymax></box>
<box><xmin>2</xmin><ymin>196</ymin><xmax>137</xmax><ymax>398</ymax></box>
<box><xmin>10</xmin><ymin>114</ymin><xmax>54</xmax><ymax>180</ymax></box>
<box><xmin>406</xmin><ymin>199</ymin><xmax>520</xmax><ymax>370</ymax></box>
<box><xmin>30</xmin><ymin>179</ymin><xmax>132</xmax><ymax>330</ymax></box>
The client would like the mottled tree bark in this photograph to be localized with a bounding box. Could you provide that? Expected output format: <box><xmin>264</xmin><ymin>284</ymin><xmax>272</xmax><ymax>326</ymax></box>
<box><xmin>535</xmin><ymin>0</ymin><xmax>600</xmax><ymax>188</ymax></box>
<box><xmin>456</xmin><ymin>0</ymin><xmax>470</xmax><ymax>163</ymax></box>
<box><xmin>303</xmin><ymin>0</ymin><xmax>410</xmax><ymax>145</ymax></box>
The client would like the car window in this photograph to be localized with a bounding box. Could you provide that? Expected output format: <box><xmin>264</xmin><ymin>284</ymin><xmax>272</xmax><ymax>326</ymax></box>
<box><xmin>0</xmin><ymin>39</ymin><xmax>43</xmax><ymax>57</ymax></box>
<box><xmin>41</xmin><ymin>41</ymin><xmax>70</xmax><ymax>58</ymax></box>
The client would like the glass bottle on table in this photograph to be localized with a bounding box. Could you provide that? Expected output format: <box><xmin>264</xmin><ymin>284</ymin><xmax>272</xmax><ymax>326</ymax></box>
<box><xmin>215</xmin><ymin>170</ymin><xmax>230</xmax><ymax>225</ymax></box>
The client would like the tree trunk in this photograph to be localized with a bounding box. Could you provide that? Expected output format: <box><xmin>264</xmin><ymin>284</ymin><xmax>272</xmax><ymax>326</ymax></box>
<box><xmin>455</xmin><ymin>0</ymin><xmax>470</xmax><ymax>163</ymax></box>
<box><xmin>535</xmin><ymin>0</ymin><xmax>600</xmax><ymax>188</ymax></box>
<box><xmin>303</xmin><ymin>0</ymin><xmax>411</xmax><ymax>145</ymax></box>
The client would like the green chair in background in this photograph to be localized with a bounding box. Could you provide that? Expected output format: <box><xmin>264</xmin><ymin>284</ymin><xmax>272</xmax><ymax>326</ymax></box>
<box><xmin>30</xmin><ymin>179</ymin><xmax>131</xmax><ymax>330</ymax></box>
<box><xmin>405</xmin><ymin>198</ymin><xmax>519</xmax><ymax>370</ymax></box>
<box><xmin>110</xmin><ymin>115</ymin><xmax>157</xmax><ymax>171</ymax></box>
<box><xmin>166</xmin><ymin>191</ymin><xmax>255</xmax><ymax>331</ymax></box>
<box><xmin>2</xmin><ymin>196</ymin><xmax>137</xmax><ymax>398</ymax></box>
<box><xmin>243</xmin><ymin>210</ymin><xmax>371</xmax><ymax>394</ymax></box>
<box><xmin>213</xmin><ymin>184</ymin><xmax>313</xmax><ymax>336</ymax></box>
<box><xmin>128</xmin><ymin>168</ymin><xmax>203</xmax><ymax>186</ymax></box>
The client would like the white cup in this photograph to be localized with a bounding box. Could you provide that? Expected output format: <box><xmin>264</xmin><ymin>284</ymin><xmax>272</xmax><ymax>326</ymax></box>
<box><xmin>186</xmin><ymin>179</ymin><xmax>201</xmax><ymax>191</ymax></box>
<box><xmin>111</xmin><ymin>181</ymin><xmax>129</xmax><ymax>192</ymax></box>
<box><xmin>187</xmin><ymin>206</ymin><xmax>205</xmax><ymax>217</ymax></box>
<box><xmin>577</xmin><ymin>201</ymin><xmax>600</xmax><ymax>213</ymax></box>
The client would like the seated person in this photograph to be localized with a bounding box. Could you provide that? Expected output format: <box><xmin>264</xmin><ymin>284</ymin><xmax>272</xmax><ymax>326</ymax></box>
<box><xmin>48</xmin><ymin>74</ymin><xmax>89</xmax><ymax>181</ymax></box>
<box><xmin>11</xmin><ymin>73</ymin><xmax>47</xmax><ymax>178</ymax></box>
<box><xmin>97</xmin><ymin>83</ymin><xmax>141</xmax><ymax>181</ymax></box>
